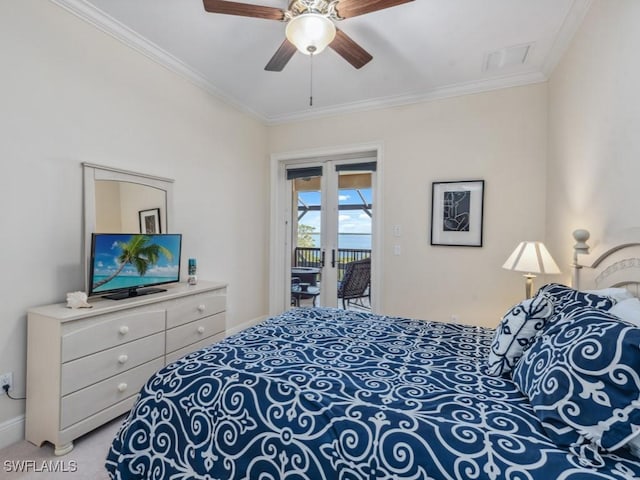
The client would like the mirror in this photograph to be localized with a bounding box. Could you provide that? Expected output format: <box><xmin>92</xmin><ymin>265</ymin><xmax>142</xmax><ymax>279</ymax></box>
<box><xmin>83</xmin><ymin>162</ymin><xmax>174</xmax><ymax>290</ymax></box>
<box><xmin>94</xmin><ymin>180</ymin><xmax>166</xmax><ymax>232</ymax></box>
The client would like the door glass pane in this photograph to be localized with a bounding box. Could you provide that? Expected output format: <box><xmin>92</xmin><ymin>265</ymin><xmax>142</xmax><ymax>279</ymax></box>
<box><xmin>290</xmin><ymin>176</ymin><xmax>323</xmax><ymax>308</ymax></box>
<box><xmin>336</xmin><ymin>171</ymin><xmax>372</xmax><ymax>311</ymax></box>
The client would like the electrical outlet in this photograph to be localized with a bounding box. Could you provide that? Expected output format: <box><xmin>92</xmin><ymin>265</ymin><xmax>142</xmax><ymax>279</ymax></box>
<box><xmin>0</xmin><ymin>372</ymin><xmax>13</xmax><ymax>392</ymax></box>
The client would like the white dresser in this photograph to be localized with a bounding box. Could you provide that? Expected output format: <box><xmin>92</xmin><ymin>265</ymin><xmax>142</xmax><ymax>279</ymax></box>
<box><xmin>25</xmin><ymin>280</ymin><xmax>227</xmax><ymax>455</ymax></box>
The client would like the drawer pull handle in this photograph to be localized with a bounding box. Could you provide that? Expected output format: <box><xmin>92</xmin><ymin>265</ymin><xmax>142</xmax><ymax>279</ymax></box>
<box><xmin>197</xmin><ymin>304</ymin><xmax>206</xmax><ymax>313</ymax></box>
<box><xmin>117</xmin><ymin>383</ymin><xmax>128</xmax><ymax>393</ymax></box>
<box><xmin>119</xmin><ymin>326</ymin><xmax>129</xmax><ymax>335</ymax></box>
<box><xmin>118</xmin><ymin>354</ymin><xmax>128</xmax><ymax>364</ymax></box>
<box><xmin>197</xmin><ymin>326</ymin><xmax>206</xmax><ymax>334</ymax></box>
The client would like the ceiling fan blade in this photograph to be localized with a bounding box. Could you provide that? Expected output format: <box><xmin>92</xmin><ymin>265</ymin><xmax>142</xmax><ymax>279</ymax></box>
<box><xmin>265</xmin><ymin>39</ymin><xmax>297</xmax><ymax>71</ymax></box>
<box><xmin>203</xmin><ymin>0</ymin><xmax>285</xmax><ymax>20</ymax></box>
<box><xmin>336</xmin><ymin>0</ymin><xmax>414</xmax><ymax>19</ymax></box>
<box><xmin>329</xmin><ymin>29</ymin><xmax>373</xmax><ymax>69</ymax></box>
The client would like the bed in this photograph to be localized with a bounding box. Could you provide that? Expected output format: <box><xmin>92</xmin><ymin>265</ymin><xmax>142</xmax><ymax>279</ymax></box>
<box><xmin>106</xmin><ymin>231</ymin><xmax>640</xmax><ymax>479</ymax></box>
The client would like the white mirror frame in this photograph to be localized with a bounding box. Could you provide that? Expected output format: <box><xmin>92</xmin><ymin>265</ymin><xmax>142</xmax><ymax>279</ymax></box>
<box><xmin>82</xmin><ymin>162</ymin><xmax>175</xmax><ymax>291</ymax></box>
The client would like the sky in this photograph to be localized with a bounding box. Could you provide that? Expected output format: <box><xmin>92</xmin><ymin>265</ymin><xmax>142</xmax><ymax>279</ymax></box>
<box><xmin>298</xmin><ymin>189</ymin><xmax>372</xmax><ymax>236</ymax></box>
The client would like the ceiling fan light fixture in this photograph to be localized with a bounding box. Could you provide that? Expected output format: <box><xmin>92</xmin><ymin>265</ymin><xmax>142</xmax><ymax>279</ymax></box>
<box><xmin>286</xmin><ymin>13</ymin><xmax>336</xmax><ymax>55</ymax></box>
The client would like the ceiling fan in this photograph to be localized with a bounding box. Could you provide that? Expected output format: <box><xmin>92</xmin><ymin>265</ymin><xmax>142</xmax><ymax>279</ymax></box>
<box><xmin>202</xmin><ymin>0</ymin><xmax>414</xmax><ymax>71</ymax></box>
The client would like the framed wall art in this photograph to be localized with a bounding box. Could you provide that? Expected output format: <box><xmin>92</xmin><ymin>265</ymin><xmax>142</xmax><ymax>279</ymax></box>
<box><xmin>139</xmin><ymin>208</ymin><xmax>162</xmax><ymax>234</ymax></box>
<box><xmin>430</xmin><ymin>180</ymin><xmax>484</xmax><ymax>247</ymax></box>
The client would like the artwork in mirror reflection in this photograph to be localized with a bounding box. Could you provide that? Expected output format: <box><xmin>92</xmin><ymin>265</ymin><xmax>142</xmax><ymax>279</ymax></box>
<box><xmin>89</xmin><ymin>233</ymin><xmax>182</xmax><ymax>296</ymax></box>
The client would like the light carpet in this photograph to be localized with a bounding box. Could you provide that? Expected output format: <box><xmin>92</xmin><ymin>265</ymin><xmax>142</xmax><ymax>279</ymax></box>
<box><xmin>0</xmin><ymin>415</ymin><xmax>125</xmax><ymax>479</ymax></box>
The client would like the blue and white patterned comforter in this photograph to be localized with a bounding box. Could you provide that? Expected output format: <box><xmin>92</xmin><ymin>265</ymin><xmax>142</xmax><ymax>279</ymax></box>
<box><xmin>106</xmin><ymin>308</ymin><xmax>640</xmax><ymax>479</ymax></box>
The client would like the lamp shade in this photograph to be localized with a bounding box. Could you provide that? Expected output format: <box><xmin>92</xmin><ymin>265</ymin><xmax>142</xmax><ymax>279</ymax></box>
<box><xmin>502</xmin><ymin>241</ymin><xmax>561</xmax><ymax>275</ymax></box>
<box><xmin>286</xmin><ymin>13</ymin><xmax>336</xmax><ymax>55</ymax></box>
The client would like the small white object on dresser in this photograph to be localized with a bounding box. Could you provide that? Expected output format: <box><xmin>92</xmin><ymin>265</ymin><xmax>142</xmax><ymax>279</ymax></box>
<box><xmin>25</xmin><ymin>280</ymin><xmax>227</xmax><ymax>455</ymax></box>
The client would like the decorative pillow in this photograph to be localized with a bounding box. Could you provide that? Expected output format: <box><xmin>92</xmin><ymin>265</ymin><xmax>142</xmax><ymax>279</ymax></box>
<box><xmin>486</xmin><ymin>294</ymin><xmax>553</xmax><ymax>377</ymax></box>
<box><xmin>536</xmin><ymin>284</ymin><xmax>615</xmax><ymax>329</ymax></box>
<box><xmin>512</xmin><ymin>306</ymin><xmax>640</xmax><ymax>453</ymax></box>
<box><xmin>609</xmin><ymin>297</ymin><xmax>640</xmax><ymax>327</ymax></box>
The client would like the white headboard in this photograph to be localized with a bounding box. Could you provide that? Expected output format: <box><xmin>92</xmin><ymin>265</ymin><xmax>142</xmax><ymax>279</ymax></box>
<box><xmin>572</xmin><ymin>229</ymin><xmax>640</xmax><ymax>296</ymax></box>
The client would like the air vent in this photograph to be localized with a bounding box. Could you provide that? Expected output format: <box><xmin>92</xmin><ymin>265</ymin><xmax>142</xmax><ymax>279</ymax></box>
<box><xmin>483</xmin><ymin>43</ymin><xmax>532</xmax><ymax>72</ymax></box>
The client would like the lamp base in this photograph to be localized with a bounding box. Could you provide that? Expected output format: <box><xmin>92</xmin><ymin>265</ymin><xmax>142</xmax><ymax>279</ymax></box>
<box><xmin>524</xmin><ymin>274</ymin><xmax>536</xmax><ymax>299</ymax></box>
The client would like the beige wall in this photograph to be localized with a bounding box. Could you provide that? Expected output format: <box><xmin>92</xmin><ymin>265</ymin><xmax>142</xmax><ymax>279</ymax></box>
<box><xmin>0</xmin><ymin>0</ymin><xmax>269</xmax><ymax>430</ymax></box>
<box><xmin>547</xmin><ymin>0</ymin><xmax>640</xmax><ymax>276</ymax></box>
<box><xmin>269</xmin><ymin>83</ymin><xmax>550</xmax><ymax>327</ymax></box>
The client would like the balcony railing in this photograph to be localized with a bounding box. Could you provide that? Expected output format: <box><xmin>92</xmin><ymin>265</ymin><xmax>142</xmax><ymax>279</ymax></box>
<box><xmin>294</xmin><ymin>247</ymin><xmax>371</xmax><ymax>281</ymax></box>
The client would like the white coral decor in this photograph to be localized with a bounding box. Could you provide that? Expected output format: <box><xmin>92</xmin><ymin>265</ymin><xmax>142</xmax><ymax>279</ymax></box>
<box><xmin>66</xmin><ymin>291</ymin><xmax>92</xmax><ymax>309</ymax></box>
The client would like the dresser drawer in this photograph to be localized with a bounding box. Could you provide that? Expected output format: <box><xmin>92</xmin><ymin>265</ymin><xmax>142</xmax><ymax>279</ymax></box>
<box><xmin>166</xmin><ymin>292</ymin><xmax>225</xmax><ymax>329</ymax></box>
<box><xmin>60</xmin><ymin>358</ymin><xmax>164</xmax><ymax>429</ymax></box>
<box><xmin>62</xmin><ymin>309</ymin><xmax>165</xmax><ymax>362</ymax></box>
<box><xmin>166</xmin><ymin>312</ymin><xmax>225</xmax><ymax>354</ymax></box>
<box><xmin>165</xmin><ymin>331</ymin><xmax>226</xmax><ymax>365</ymax></box>
<box><xmin>61</xmin><ymin>332</ymin><xmax>164</xmax><ymax>396</ymax></box>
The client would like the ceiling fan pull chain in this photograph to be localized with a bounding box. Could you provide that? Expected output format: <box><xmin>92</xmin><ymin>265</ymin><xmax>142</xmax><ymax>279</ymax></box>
<box><xmin>309</xmin><ymin>52</ymin><xmax>314</xmax><ymax>107</ymax></box>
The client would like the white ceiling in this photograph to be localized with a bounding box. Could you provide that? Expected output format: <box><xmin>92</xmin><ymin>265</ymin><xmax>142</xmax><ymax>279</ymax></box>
<box><xmin>52</xmin><ymin>0</ymin><xmax>592</xmax><ymax>124</ymax></box>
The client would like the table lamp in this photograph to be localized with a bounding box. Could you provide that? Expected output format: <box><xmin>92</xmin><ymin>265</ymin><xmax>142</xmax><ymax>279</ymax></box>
<box><xmin>502</xmin><ymin>241</ymin><xmax>561</xmax><ymax>298</ymax></box>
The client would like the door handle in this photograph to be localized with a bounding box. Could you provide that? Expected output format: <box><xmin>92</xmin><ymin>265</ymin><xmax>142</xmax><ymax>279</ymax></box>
<box><xmin>320</xmin><ymin>250</ymin><xmax>325</xmax><ymax>267</ymax></box>
<box><xmin>331</xmin><ymin>249</ymin><xmax>336</xmax><ymax>268</ymax></box>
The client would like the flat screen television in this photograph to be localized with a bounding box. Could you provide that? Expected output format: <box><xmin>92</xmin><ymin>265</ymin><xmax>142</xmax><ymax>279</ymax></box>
<box><xmin>88</xmin><ymin>233</ymin><xmax>182</xmax><ymax>300</ymax></box>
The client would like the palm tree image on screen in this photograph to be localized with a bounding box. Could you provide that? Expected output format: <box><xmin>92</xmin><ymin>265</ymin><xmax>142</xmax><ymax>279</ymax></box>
<box><xmin>92</xmin><ymin>235</ymin><xmax>173</xmax><ymax>290</ymax></box>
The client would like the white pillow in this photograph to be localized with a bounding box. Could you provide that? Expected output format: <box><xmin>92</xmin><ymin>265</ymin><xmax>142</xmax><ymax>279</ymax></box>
<box><xmin>583</xmin><ymin>287</ymin><xmax>634</xmax><ymax>303</ymax></box>
<box><xmin>609</xmin><ymin>297</ymin><xmax>640</xmax><ymax>327</ymax></box>
<box><xmin>627</xmin><ymin>432</ymin><xmax>640</xmax><ymax>459</ymax></box>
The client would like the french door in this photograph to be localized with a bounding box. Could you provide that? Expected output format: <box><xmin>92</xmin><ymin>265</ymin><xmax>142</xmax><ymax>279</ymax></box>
<box><xmin>286</xmin><ymin>159</ymin><xmax>375</xmax><ymax>309</ymax></box>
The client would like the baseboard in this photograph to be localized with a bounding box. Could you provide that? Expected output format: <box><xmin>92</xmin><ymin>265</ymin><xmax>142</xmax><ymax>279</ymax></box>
<box><xmin>0</xmin><ymin>414</ymin><xmax>25</xmax><ymax>450</ymax></box>
<box><xmin>226</xmin><ymin>315</ymin><xmax>268</xmax><ymax>336</ymax></box>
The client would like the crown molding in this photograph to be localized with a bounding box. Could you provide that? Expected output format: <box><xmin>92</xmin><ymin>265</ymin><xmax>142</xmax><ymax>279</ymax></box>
<box><xmin>265</xmin><ymin>70</ymin><xmax>548</xmax><ymax>125</ymax></box>
<box><xmin>49</xmin><ymin>0</ymin><xmax>267</xmax><ymax>122</ymax></box>
<box><xmin>541</xmin><ymin>0</ymin><xmax>593</xmax><ymax>77</ymax></box>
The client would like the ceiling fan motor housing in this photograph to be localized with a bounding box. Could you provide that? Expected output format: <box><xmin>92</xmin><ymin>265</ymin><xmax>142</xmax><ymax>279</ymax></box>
<box><xmin>286</xmin><ymin>0</ymin><xmax>341</xmax><ymax>19</ymax></box>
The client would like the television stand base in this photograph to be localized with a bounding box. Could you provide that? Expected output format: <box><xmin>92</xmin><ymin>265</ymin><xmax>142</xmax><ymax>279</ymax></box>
<box><xmin>103</xmin><ymin>287</ymin><xmax>167</xmax><ymax>300</ymax></box>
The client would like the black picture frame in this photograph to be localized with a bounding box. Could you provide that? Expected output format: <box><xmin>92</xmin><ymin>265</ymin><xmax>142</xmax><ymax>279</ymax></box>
<box><xmin>139</xmin><ymin>208</ymin><xmax>162</xmax><ymax>234</ymax></box>
<box><xmin>430</xmin><ymin>180</ymin><xmax>484</xmax><ymax>247</ymax></box>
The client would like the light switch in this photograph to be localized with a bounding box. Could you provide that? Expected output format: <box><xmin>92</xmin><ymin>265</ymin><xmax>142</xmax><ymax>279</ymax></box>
<box><xmin>393</xmin><ymin>244</ymin><xmax>401</xmax><ymax>255</ymax></box>
<box><xmin>393</xmin><ymin>225</ymin><xmax>402</xmax><ymax>237</ymax></box>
